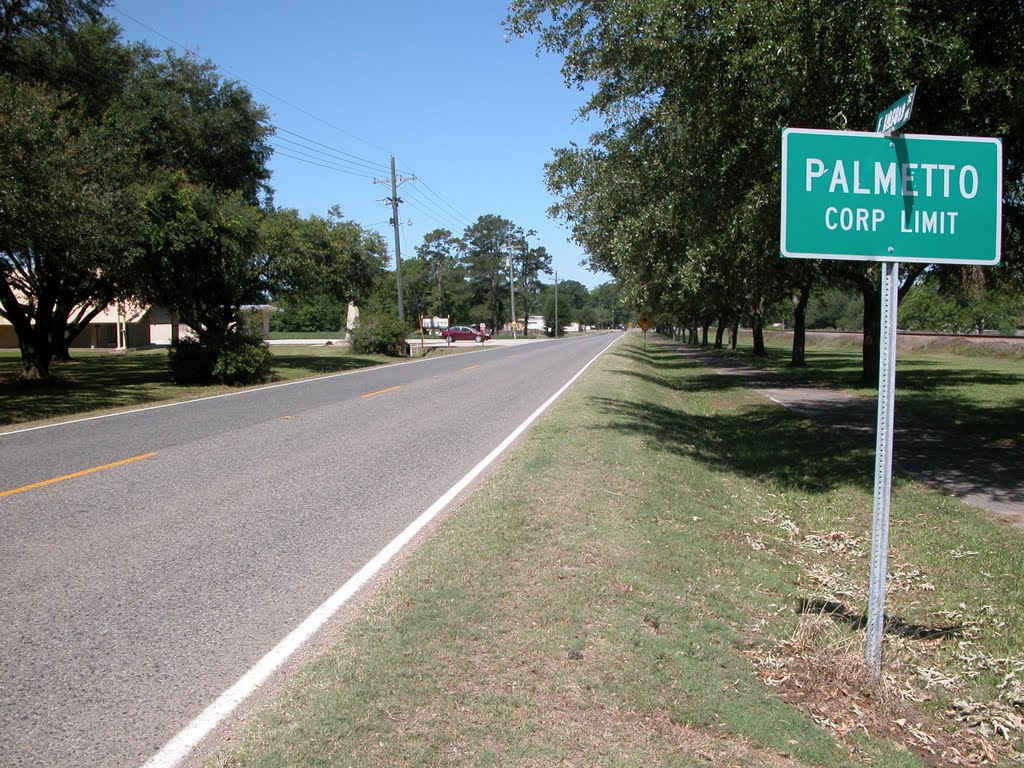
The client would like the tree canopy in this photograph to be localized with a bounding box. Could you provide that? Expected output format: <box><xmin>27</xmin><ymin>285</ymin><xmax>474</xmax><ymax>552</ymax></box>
<box><xmin>0</xmin><ymin>6</ymin><xmax>143</xmax><ymax>378</ymax></box>
<box><xmin>0</xmin><ymin>2</ymin><xmax>387</xmax><ymax>380</ymax></box>
<box><xmin>507</xmin><ymin>0</ymin><xmax>1024</xmax><ymax>377</ymax></box>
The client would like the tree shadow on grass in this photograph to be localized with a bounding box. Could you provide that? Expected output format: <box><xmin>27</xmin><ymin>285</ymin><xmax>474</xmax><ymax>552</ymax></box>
<box><xmin>0</xmin><ymin>354</ymin><xmax>185</xmax><ymax>426</ymax></box>
<box><xmin>269</xmin><ymin>354</ymin><xmax>385</xmax><ymax>377</ymax></box>
<box><xmin>0</xmin><ymin>350</ymin><xmax>390</xmax><ymax>427</ymax></box>
<box><xmin>890</xmin><ymin>368</ymin><xmax>1024</xmax><ymax>448</ymax></box>
<box><xmin>608</xmin><ymin>347</ymin><xmax>749</xmax><ymax>393</ymax></box>
<box><xmin>623</xmin><ymin>342</ymin><xmax>1024</xmax><ymax>448</ymax></box>
<box><xmin>614</xmin><ymin>344</ymin><xmax>864</xmax><ymax>391</ymax></box>
<box><xmin>590</xmin><ymin>395</ymin><xmax>876</xmax><ymax>495</ymax></box>
<box><xmin>611</xmin><ymin>345</ymin><xmax>704</xmax><ymax>372</ymax></box>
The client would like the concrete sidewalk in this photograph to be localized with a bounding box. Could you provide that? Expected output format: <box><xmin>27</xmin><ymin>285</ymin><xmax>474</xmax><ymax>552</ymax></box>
<box><xmin>670</xmin><ymin>342</ymin><xmax>1024</xmax><ymax>528</ymax></box>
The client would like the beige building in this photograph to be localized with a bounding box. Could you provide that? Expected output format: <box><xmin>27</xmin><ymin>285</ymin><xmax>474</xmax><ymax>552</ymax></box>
<box><xmin>0</xmin><ymin>302</ymin><xmax>277</xmax><ymax>350</ymax></box>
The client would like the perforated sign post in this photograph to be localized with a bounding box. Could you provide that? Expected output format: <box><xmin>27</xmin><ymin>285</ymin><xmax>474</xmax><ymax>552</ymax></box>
<box><xmin>781</xmin><ymin>126</ymin><xmax>1002</xmax><ymax>685</ymax></box>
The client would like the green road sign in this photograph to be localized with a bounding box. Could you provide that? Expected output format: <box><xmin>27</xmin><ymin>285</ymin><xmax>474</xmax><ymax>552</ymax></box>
<box><xmin>781</xmin><ymin>128</ymin><xmax>1002</xmax><ymax>265</ymax></box>
<box><xmin>875</xmin><ymin>86</ymin><xmax>916</xmax><ymax>134</ymax></box>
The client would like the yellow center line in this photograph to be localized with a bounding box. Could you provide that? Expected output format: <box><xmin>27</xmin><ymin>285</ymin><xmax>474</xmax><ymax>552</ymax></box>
<box><xmin>361</xmin><ymin>385</ymin><xmax>402</xmax><ymax>398</ymax></box>
<box><xmin>461</xmin><ymin>364</ymin><xmax>480</xmax><ymax>371</ymax></box>
<box><xmin>1</xmin><ymin>452</ymin><xmax>158</xmax><ymax>499</ymax></box>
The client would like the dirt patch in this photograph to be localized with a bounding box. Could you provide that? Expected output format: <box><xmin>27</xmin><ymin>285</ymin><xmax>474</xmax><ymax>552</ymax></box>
<box><xmin>749</xmin><ymin>507</ymin><xmax>1024</xmax><ymax>765</ymax></box>
<box><xmin>560</xmin><ymin>705</ymin><xmax>811</xmax><ymax>768</ymax></box>
<box><xmin>748</xmin><ymin>619</ymin><xmax>1012</xmax><ymax>766</ymax></box>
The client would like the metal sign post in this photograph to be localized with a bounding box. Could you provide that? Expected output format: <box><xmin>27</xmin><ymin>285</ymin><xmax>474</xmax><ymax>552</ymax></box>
<box><xmin>865</xmin><ymin>261</ymin><xmax>899</xmax><ymax>685</ymax></box>
<box><xmin>638</xmin><ymin>318</ymin><xmax>652</xmax><ymax>348</ymax></box>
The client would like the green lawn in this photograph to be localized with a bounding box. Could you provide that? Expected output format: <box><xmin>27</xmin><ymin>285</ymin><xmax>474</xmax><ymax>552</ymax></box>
<box><xmin>267</xmin><ymin>331</ymin><xmax>344</xmax><ymax>339</ymax></box>
<box><xmin>207</xmin><ymin>334</ymin><xmax>1024</xmax><ymax>767</ymax></box>
<box><xmin>702</xmin><ymin>331</ymin><xmax>1024</xmax><ymax>449</ymax></box>
<box><xmin>0</xmin><ymin>345</ymin><xmax>396</xmax><ymax>429</ymax></box>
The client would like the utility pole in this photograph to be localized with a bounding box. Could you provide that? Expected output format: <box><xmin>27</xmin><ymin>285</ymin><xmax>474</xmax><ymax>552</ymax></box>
<box><xmin>373</xmin><ymin>156</ymin><xmax>416</xmax><ymax>319</ymax></box>
<box><xmin>507</xmin><ymin>248</ymin><xmax>517</xmax><ymax>340</ymax></box>
<box><xmin>554</xmin><ymin>270</ymin><xmax>558</xmax><ymax>338</ymax></box>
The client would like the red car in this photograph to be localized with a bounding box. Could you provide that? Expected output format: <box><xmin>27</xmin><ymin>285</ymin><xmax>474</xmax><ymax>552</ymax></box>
<box><xmin>443</xmin><ymin>325</ymin><xmax>490</xmax><ymax>343</ymax></box>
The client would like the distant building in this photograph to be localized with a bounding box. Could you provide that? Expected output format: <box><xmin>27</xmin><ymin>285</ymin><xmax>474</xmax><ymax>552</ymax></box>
<box><xmin>0</xmin><ymin>299</ymin><xmax>278</xmax><ymax>350</ymax></box>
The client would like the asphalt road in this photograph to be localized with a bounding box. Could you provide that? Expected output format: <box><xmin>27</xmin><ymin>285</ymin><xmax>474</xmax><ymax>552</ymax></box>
<box><xmin>0</xmin><ymin>332</ymin><xmax>621</xmax><ymax>768</ymax></box>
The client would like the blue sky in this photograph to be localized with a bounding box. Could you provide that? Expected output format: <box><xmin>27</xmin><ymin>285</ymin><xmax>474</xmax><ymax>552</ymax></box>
<box><xmin>111</xmin><ymin>0</ymin><xmax>610</xmax><ymax>289</ymax></box>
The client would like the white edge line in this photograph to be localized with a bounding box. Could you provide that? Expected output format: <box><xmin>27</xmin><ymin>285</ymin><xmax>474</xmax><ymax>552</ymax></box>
<box><xmin>140</xmin><ymin>333</ymin><xmax>623</xmax><ymax>768</ymax></box>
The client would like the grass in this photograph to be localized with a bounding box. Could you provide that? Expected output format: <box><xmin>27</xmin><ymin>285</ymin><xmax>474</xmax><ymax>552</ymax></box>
<box><xmin>207</xmin><ymin>334</ymin><xmax>1024</xmax><ymax>767</ymax></box>
<box><xmin>695</xmin><ymin>331</ymin><xmax>1024</xmax><ymax>449</ymax></box>
<box><xmin>0</xmin><ymin>345</ymin><xmax>397</xmax><ymax>429</ymax></box>
<box><xmin>267</xmin><ymin>331</ymin><xmax>344</xmax><ymax>339</ymax></box>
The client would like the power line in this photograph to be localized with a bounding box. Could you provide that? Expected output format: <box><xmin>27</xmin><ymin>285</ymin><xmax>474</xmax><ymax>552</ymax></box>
<box><xmin>401</xmin><ymin>171</ymin><xmax>474</xmax><ymax>226</ymax></box>
<box><xmin>270</xmin><ymin>136</ymin><xmax>385</xmax><ymax>177</ymax></box>
<box><xmin>111</xmin><ymin>8</ymin><xmax>477</xmax><ymax>236</ymax></box>
<box><xmin>272</xmin><ymin>150</ymin><xmax>378</xmax><ymax>180</ymax></box>
<box><xmin>401</xmin><ymin>197</ymin><xmax>460</xmax><ymax>231</ymax></box>
<box><xmin>112</xmin><ymin>7</ymin><xmax>389</xmax><ymax>157</ymax></box>
<box><xmin>401</xmin><ymin>186</ymin><xmax>466</xmax><ymax>231</ymax></box>
<box><xmin>273</xmin><ymin>128</ymin><xmax>391</xmax><ymax>175</ymax></box>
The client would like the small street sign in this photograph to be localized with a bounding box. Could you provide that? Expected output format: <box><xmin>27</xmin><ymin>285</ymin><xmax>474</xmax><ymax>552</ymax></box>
<box><xmin>781</xmin><ymin>128</ymin><xmax>1002</xmax><ymax>265</ymax></box>
<box><xmin>875</xmin><ymin>86</ymin><xmax>917</xmax><ymax>134</ymax></box>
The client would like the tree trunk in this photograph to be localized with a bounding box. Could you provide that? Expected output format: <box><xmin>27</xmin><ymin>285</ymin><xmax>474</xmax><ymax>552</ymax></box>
<box><xmin>752</xmin><ymin>317</ymin><xmax>766</xmax><ymax>356</ymax></box>
<box><xmin>53</xmin><ymin>317</ymin><xmax>72</xmax><ymax>361</ymax></box>
<box><xmin>861</xmin><ymin>281</ymin><xmax>881</xmax><ymax>385</ymax></box>
<box><xmin>18</xmin><ymin>323</ymin><xmax>54</xmax><ymax>380</ymax></box>
<box><xmin>0</xmin><ymin>283</ymin><xmax>56</xmax><ymax>379</ymax></box>
<box><xmin>714</xmin><ymin>320</ymin><xmax>726</xmax><ymax>349</ymax></box>
<box><xmin>858</xmin><ymin>263</ymin><xmax>924</xmax><ymax>383</ymax></box>
<box><xmin>750</xmin><ymin>297</ymin><xmax>767</xmax><ymax>356</ymax></box>
<box><xmin>701</xmin><ymin>321</ymin><xmax>710</xmax><ymax>346</ymax></box>
<box><xmin>790</xmin><ymin>282</ymin><xmax>811</xmax><ymax>367</ymax></box>
<box><xmin>490</xmin><ymin>275</ymin><xmax>501</xmax><ymax>335</ymax></box>
<box><xmin>728</xmin><ymin>319</ymin><xmax>739</xmax><ymax>351</ymax></box>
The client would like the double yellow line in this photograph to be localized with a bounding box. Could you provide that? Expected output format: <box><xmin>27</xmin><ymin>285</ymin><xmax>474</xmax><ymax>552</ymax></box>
<box><xmin>0</xmin><ymin>452</ymin><xmax>157</xmax><ymax>499</ymax></box>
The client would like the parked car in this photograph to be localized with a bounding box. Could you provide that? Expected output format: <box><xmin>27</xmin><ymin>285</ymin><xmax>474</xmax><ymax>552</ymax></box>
<box><xmin>444</xmin><ymin>325</ymin><xmax>490</xmax><ymax>343</ymax></box>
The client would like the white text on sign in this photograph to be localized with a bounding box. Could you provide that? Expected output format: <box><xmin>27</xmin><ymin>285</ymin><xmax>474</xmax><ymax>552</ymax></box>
<box><xmin>806</xmin><ymin>159</ymin><xmax>979</xmax><ymax>235</ymax></box>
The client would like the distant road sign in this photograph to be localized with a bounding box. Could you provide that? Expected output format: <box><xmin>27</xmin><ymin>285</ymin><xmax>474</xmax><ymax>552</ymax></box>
<box><xmin>875</xmin><ymin>86</ymin><xmax>916</xmax><ymax>134</ymax></box>
<box><xmin>781</xmin><ymin>128</ymin><xmax>1002</xmax><ymax>265</ymax></box>
<box><xmin>638</xmin><ymin>318</ymin><xmax>652</xmax><ymax>332</ymax></box>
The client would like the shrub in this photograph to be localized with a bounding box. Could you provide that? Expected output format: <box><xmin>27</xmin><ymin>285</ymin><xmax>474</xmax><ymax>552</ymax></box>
<box><xmin>213</xmin><ymin>337</ymin><xmax>273</xmax><ymax>386</ymax></box>
<box><xmin>348</xmin><ymin>314</ymin><xmax>411</xmax><ymax>356</ymax></box>
<box><xmin>168</xmin><ymin>338</ymin><xmax>215</xmax><ymax>383</ymax></box>
<box><xmin>169</xmin><ymin>333</ymin><xmax>272</xmax><ymax>386</ymax></box>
